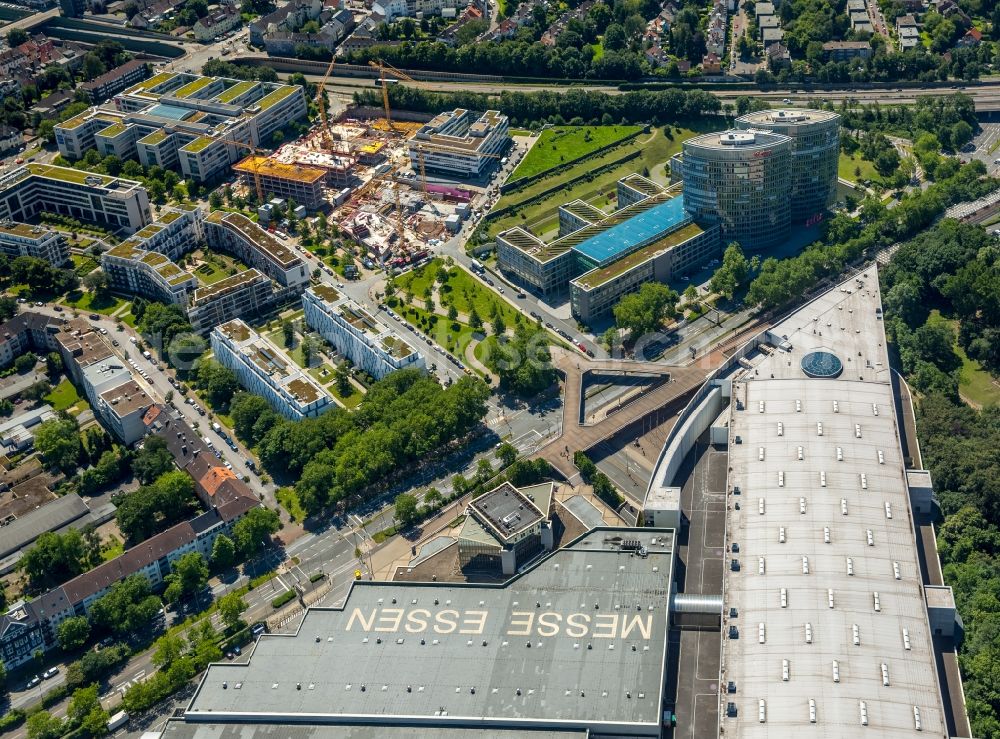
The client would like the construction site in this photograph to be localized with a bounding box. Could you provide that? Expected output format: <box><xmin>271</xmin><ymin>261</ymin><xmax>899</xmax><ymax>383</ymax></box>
<box><xmin>230</xmin><ymin>60</ymin><xmax>513</xmax><ymax>271</ymax></box>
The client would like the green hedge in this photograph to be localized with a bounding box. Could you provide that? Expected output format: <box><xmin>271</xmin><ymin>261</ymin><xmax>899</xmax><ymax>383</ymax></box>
<box><xmin>271</xmin><ymin>590</ymin><xmax>296</xmax><ymax>609</ymax></box>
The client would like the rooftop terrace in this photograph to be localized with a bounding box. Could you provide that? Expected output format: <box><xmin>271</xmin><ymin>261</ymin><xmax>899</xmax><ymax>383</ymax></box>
<box><xmin>209</xmin><ymin>212</ymin><xmax>298</xmax><ymax>268</ymax></box>
<box><xmin>0</xmin><ymin>222</ymin><xmax>54</xmax><ymax>240</ymax></box>
<box><xmin>193</xmin><ymin>269</ymin><xmax>266</xmax><ymax>303</ymax></box>
<box><xmin>255</xmin><ymin>85</ymin><xmax>297</xmax><ymax>111</ymax></box>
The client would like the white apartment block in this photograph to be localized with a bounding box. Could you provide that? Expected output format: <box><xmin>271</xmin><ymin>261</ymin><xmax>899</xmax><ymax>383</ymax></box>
<box><xmin>302</xmin><ymin>284</ymin><xmax>425</xmax><ymax>380</ymax></box>
<box><xmin>0</xmin><ymin>164</ymin><xmax>151</xmax><ymax>233</ymax></box>
<box><xmin>54</xmin><ymin>73</ymin><xmax>307</xmax><ymax>183</ymax></box>
<box><xmin>0</xmin><ymin>221</ymin><xmax>70</xmax><ymax>265</ymax></box>
<box><xmin>96</xmin><ymin>380</ymin><xmax>153</xmax><ymax>445</ymax></box>
<box><xmin>203</xmin><ymin>211</ymin><xmax>309</xmax><ymax>290</ymax></box>
<box><xmin>211</xmin><ymin>319</ymin><xmax>333</xmax><ymax>421</ymax></box>
<box><xmin>188</xmin><ymin>269</ymin><xmax>276</xmax><ymax>335</ymax></box>
<box><xmin>102</xmin><ymin>240</ymin><xmax>197</xmax><ymax>305</ymax></box>
<box><xmin>408</xmin><ymin>109</ymin><xmax>511</xmax><ymax>178</ymax></box>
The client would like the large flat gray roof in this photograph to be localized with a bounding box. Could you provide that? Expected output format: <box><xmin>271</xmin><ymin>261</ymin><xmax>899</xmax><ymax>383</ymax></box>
<box><xmin>162</xmin><ymin>721</ymin><xmax>586</xmax><ymax>739</ymax></box>
<box><xmin>186</xmin><ymin>528</ymin><xmax>674</xmax><ymax>734</ymax></box>
<box><xmin>721</xmin><ymin>269</ymin><xmax>949</xmax><ymax>736</ymax></box>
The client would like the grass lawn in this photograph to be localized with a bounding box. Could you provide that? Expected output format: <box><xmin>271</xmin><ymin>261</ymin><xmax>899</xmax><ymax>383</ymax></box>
<box><xmin>510</xmin><ymin>125</ymin><xmax>643</xmax><ymax>181</ymax></box>
<box><xmin>276</xmin><ymin>486</ymin><xmax>307</xmax><ymax>522</ymax></box>
<box><xmin>927</xmin><ymin>311</ymin><xmax>1000</xmax><ymax>408</ymax></box>
<box><xmin>397</xmin><ymin>303</ymin><xmax>479</xmax><ymax>358</ymax></box>
<box><xmin>100</xmin><ymin>540</ymin><xmax>124</xmax><ymax>562</ymax></box>
<box><xmin>510</xmin><ymin>128</ymin><xmax>534</xmax><ymax>137</ymax></box>
<box><xmin>838</xmin><ymin>152</ymin><xmax>880</xmax><ymax>183</ymax></box>
<box><xmin>63</xmin><ymin>290</ymin><xmax>128</xmax><ymax>315</ymax></box>
<box><xmin>120</xmin><ymin>310</ymin><xmax>137</xmax><ymax>328</ymax></box>
<box><xmin>71</xmin><ymin>255</ymin><xmax>99</xmax><ymax>276</ymax></box>
<box><xmin>308</xmin><ymin>364</ymin><xmax>336</xmax><ymax>385</ymax></box>
<box><xmin>330</xmin><ymin>381</ymin><xmax>363</xmax><ymax>409</ymax></box>
<box><xmin>395</xmin><ymin>257</ymin><xmax>523</xmax><ymax>329</ymax></box>
<box><xmin>44</xmin><ymin>379</ymin><xmax>80</xmax><ymax>411</ymax></box>
<box><xmin>489</xmin><ymin>125</ymin><xmax>704</xmax><ymax>239</ymax></box>
<box><xmin>263</xmin><ymin>326</ymin><xmax>321</xmax><ymax>369</ymax></box>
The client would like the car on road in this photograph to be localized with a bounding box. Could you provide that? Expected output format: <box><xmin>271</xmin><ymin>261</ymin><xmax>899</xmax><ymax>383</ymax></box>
<box><xmin>782</xmin><ymin>98</ymin><xmax>791</xmax><ymax>104</ymax></box>
<box><xmin>577</xmin><ymin>342</ymin><xmax>587</xmax><ymax>352</ymax></box>
<box><xmin>89</xmin><ymin>314</ymin><xmax>100</xmax><ymax>320</ymax></box>
<box><xmin>53</xmin><ymin>305</ymin><xmax>62</xmax><ymax>312</ymax></box>
<box><xmin>26</xmin><ymin>675</ymin><xmax>41</xmax><ymax>689</ymax></box>
<box><xmin>530</xmin><ymin>311</ymin><xmax>540</xmax><ymax>319</ymax></box>
<box><xmin>545</xmin><ymin>322</ymin><xmax>553</xmax><ymax>329</ymax></box>
<box><xmin>42</xmin><ymin>667</ymin><xmax>59</xmax><ymax>679</ymax></box>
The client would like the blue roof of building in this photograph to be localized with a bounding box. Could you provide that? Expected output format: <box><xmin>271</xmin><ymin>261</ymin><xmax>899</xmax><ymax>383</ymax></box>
<box><xmin>148</xmin><ymin>104</ymin><xmax>194</xmax><ymax>120</ymax></box>
<box><xmin>572</xmin><ymin>195</ymin><xmax>689</xmax><ymax>265</ymax></box>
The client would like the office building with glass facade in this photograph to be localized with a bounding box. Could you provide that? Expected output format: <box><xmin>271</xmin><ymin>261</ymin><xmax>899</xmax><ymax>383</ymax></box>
<box><xmin>735</xmin><ymin>108</ymin><xmax>841</xmax><ymax>223</ymax></box>
<box><xmin>680</xmin><ymin>130</ymin><xmax>793</xmax><ymax>251</ymax></box>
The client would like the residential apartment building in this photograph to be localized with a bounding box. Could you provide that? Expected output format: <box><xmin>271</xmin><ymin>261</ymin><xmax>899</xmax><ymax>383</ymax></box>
<box><xmin>0</xmin><ymin>164</ymin><xmax>151</xmax><ymax>233</ymax></box>
<box><xmin>302</xmin><ymin>284</ymin><xmax>425</xmax><ymax>380</ymax></box>
<box><xmin>823</xmin><ymin>40</ymin><xmax>873</xmax><ymax>60</ymax></box>
<box><xmin>97</xmin><ymin>380</ymin><xmax>154</xmax><ymax>444</ymax></box>
<box><xmin>203</xmin><ymin>211</ymin><xmax>309</xmax><ymax>290</ymax></box>
<box><xmin>79</xmin><ymin>59</ymin><xmax>149</xmax><ymax>102</ymax></box>
<box><xmin>193</xmin><ymin>5</ymin><xmax>241</xmax><ymax>41</ymax></box>
<box><xmin>55</xmin><ymin>73</ymin><xmax>307</xmax><ymax>184</ymax></box>
<box><xmin>102</xmin><ymin>240</ymin><xmax>197</xmax><ymax>306</ymax></box>
<box><xmin>232</xmin><ymin>157</ymin><xmax>326</xmax><ymax>210</ymax></box>
<box><xmin>0</xmin><ymin>221</ymin><xmax>69</xmax><ymax>265</ymax></box>
<box><xmin>0</xmin><ymin>494</ymin><xmax>258</xmax><ymax>668</ymax></box>
<box><xmin>0</xmin><ymin>312</ymin><xmax>62</xmax><ymax>368</ymax></box>
<box><xmin>188</xmin><ymin>269</ymin><xmax>276</xmax><ymax>334</ymax></box>
<box><xmin>211</xmin><ymin>319</ymin><xmax>333</xmax><ymax>420</ymax></box>
<box><xmin>408</xmin><ymin>109</ymin><xmax>511</xmax><ymax>178</ymax></box>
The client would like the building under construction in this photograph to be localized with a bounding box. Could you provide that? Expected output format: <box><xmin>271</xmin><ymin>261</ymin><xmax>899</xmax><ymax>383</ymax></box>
<box><xmin>233</xmin><ymin>156</ymin><xmax>327</xmax><ymax>210</ymax></box>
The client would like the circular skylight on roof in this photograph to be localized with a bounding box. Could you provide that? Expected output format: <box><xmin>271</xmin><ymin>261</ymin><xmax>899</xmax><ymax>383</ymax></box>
<box><xmin>801</xmin><ymin>351</ymin><xmax>843</xmax><ymax>379</ymax></box>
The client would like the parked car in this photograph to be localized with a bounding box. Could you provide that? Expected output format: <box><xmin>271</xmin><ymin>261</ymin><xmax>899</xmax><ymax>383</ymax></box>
<box><xmin>26</xmin><ymin>675</ymin><xmax>41</xmax><ymax>689</ymax></box>
<box><xmin>42</xmin><ymin>667</ymin><xmax>59</xmax><ymax>680</ymax></box>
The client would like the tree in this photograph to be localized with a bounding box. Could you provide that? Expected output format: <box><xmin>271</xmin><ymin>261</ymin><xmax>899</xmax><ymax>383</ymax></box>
<box><xmin>613</xmin><ymin>283</ymin><xmax>678</xmax><ymax>337</ymax></box>
<box><xmin>195</xmin><ymin>358</ymin><xmax>239</xmax><ymax>409</ymax></box>
<box><xmin>14</xmin><ymin>353</ymin><xmax>37</xmax><ymax>373</ymax></box>
<box><xmin>217</xmin><ymin>592</ymin><xmax>247</xmax><ymax>631</ymax></box>
<box><xmin>23</xmin><ymin>379</ymin><xmax>51</xmax><ymax>402</ymax></box>
<box><xmin>89</xmin><ymin>575</ymin><xmax>162</xmax><ymax>637</ymax></box>
<box><xmin>394</xmin><ymin>493</ymin><xmax>419</xmax><ymax>527</ymax></box>
<box><xmin>211</xmin><ymin>533</ymin><xmax>236</xmax><ymax>569</ymax></box>
<box><xmin>229</xmin><ymin>393</ymin><xmax>274</xmax><ymax>444</ymax></box>
<box><xmin>282</xmin><ymin>319</ymin><xmax>294</xmax><ymax>347</ymax></box>
<box><xmin>7</xmin><ymin>28</ymin><xmax>28</xmax><ymax>46</ymax></box>
<box><xmin>82</xmin><ymin>270</ymin><xmax>109</xmax><ymax>297</ymax></box>
<box><xmin>68</xmin><ymin>684</ymin><xmax>108</xmax><ymax>737</ymax></box>
<box><xmin>131</xmin><ymin>435</ymin><xmax>175</xmax><ymax>484</ymax></box>
<box><xmin>495</xmin><ymin>441</ymin><xmax>517</xmax><ymax>468</ymax></box>
<box><xmin>45</xmin><ymin>352</ymin><xmax>63</xmax><ymax>377</ymax></box>
<box><xmin>115</xmin><ymin>470</ymin><xmax>198</xmax><ymax>543</ymax></box>
<box><xmin>335</xmin><ymin>362</ymin><xmax>351</xmax><ymax>397</ymax></box>
<box><xmin>57</xmin><ymin>616</ymin><xmax>91</xmax><ymax>652</ymax></box>
<box><xmin>21</xmin><ymin>529</ymin><xmax>89</xmax><ymax>591</ymax></box>
<box><xmin>26</xmin><ymin>712</ymin><xmax>63</xmax><ymax>739</ymax></box>
<box><xmin>709</xmin><ymin>242</ymin><xmax>751</xmax><ymax>299</ymax></box>
<box><xmin>231</xmin><ymin>506</ymin><xmax>280</xmax><ymax>557</ymax></box>
<box><xmin>172</xmin><ymin>552</ymin><xmax>208</xmax><ymax>595</ymax></box>
<box><xmin>485</xmin><ymin>325</ymin><xmax>556</xmax><ymax>397</ymax></box>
